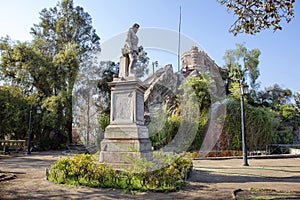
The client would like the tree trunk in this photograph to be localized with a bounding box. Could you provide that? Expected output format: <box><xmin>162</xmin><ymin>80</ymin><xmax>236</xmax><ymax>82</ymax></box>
<box><xmin>66</xmin><ymin>96</ymin><xmax>73</xmax><ymax>144</ymax></box>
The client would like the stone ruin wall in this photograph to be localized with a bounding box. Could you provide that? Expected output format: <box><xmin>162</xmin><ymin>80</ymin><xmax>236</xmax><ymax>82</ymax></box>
<box><xmin>181</xmin><ymin>46</ymin><xmax>225</xmax><ymax>98</ymax></box>
<box><xmin>181</xmin><ymin>46</ymin><xmax>220</xmax><ymax>75</ymax></box>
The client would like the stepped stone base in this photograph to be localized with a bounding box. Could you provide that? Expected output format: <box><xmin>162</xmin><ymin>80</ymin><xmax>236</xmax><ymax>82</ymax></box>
<box><xmin>100</xmin><ymin>149</ymin><xmax>152</xmax><ymax>164</ymax></box>
<box><xmin>99</xmin><ymin>77</ymin><xmax>152</xmax><ymax>168</ymax></box>
<box><xmin>100</xmin><ymin>138</ymin><xmax>152</xmax><ymax>152</ymax></box>
<box><xmin>100</xmin><ymin>125</ymin><xmax>152</xmax><ymax>166</ymax></box>
<box><xmin>104</xmin><ymin>124</ymin><xmax>149</xmax><ymax>139</ymax></box>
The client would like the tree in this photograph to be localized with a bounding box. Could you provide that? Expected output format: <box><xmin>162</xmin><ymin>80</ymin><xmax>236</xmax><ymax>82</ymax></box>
<box><xmin>294</xmin><ymin>92</ymin><xmax>300</xmax><ymax>112</ymax></box>
<box><xmin>30</xmin><ymin>0</ymin><xmax>100</xmax><ymax>143</ymax></box>
<box><xmin>0</xmin><ymin>85</ymin><xmax>29</xmax><ymax>140</ymax></box>
<box><xmin>251</xmin><ymin>84</ymin><xmax>298</xmax><ymax>144</ymax></box>
<box><xmin>72</xmin><ymin>57</ymin><xmax>105</xmax><ymax>146</ymax></box>
<box><xmin>97</xmin><ymin>61</ymin><xmax>118</xmax><ymax>114</ymax></box>
<box><xmin>31</xmin><ymin>0</ymin><xmax>100</xmax><ymax>58</ymax></box>
<box><xmin>183</xmin><ymin>73</ymin><xmax>212</xmax><ymax>112</ymax></box>
<box><xmin>265</xmin><ymin>84</ymin><xmax>292</xmax><ymax>108</ymax></box>
<box><xmin>217</xmin><ymin>0</ymin><xmax>296</xmax><ymax>35</ymax></box>
<box><xmin>222</xmin><ymin>43</ymin><xmax>261</xmax><ymax>97</ymax></box>
<box><xmin>134</xmin><ymin>50</ymin><xmax>150</xmax><ymax>78</ymax></box>
<box><xmin>0</xmin><ymin>0</ymin><xmax>100</xmax><ymax>143</ymax></box>
<box><xmin>0</xmin><ymin>37</ymin><xmax>48</xmax><ymax>94</ymax></box>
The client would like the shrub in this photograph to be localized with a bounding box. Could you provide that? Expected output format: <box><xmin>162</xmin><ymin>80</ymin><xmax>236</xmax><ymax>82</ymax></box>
<box><xmin>47</xmin><ymin>152</ymin><xmax>193</xmax><ymax>192</ymax></box>
<box><xmin>223</xmin><ymin>98</ymin><xmax>273</xmax><ymax>151</ymax></box>
<box><xmin>150</xmin><ymin>113</ymin><xmax>181</xmax><ymax>150</ymax></box>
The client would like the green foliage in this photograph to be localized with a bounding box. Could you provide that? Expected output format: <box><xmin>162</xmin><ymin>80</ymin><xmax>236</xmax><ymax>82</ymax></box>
<box><xmin>250</xmin><ymin>85</ymin><xmax>298</xmax><ymax>145</ymax></box>
<box><xmin>0</xmin><ymin>0</ymin><xmax>101</xmax><ymax>144</ymax></box>
<box><xmin>124</xmin><ymin>151</ymin><xmax>193</xmax><ymax>191</ymax></box>
<box><xmin>96</xmin><ymin>61</ymin><xmax>116</xmax><ymax>113</ymax></box>
<box><xmin>0</xmin><ymin>85</ymin><xmax>30</xmax><ymax>139</ymax></box>
<box><xmin>272</xmin><ymin>124</ymin><xmax>294</xmax><ymax>144</ymax></box>
<box><xmin>279</xmin><ymin>104</ymin><xmax>297</xmax><ymax>121</ymax></box>
<box><xmin>150</xmin><ymin>111</ymin><xmax>181</xmax><ymax>150</ymax></box>
<box><xmin>228</xmin><ymin>81</ymin><xmax>241</xmax><ymax>99</ymax></box>
<box><xmin>265</xmin><ymin>84</ymin><xmax>293</xmax><ymax>108</ymax></box>
<box><xmin>246</xmin><ymin>104</ymin><xmax>274</xmax><ymax>151</ymax></box>
<box><xmin>147</xmin><ymin>44</ymin><xmax>297</xmax><ymax>152</ymax></box>
<box><xmin>294</xmin><ymin>93</ymin><xmax>300</xmax><ymax>112</ymax></box>
<box><xmin>41</xmin><ymin>95</ymin><xmax>65</xmax><ymax>129</ymax></box>
<box><xmin>134</xmin><ymin>50</ymin><xmax>150</xmax><ymax>78</ymax></box>
<box><xmin>30</xmin><ymin>0</ymin><xmax>100</xmax><ymax>142</ymax></box>
<box><xmin>150</xmin><ymin>75</ymin><xmax>212</xmax><ymax>151</ymax></box>
<box><xmin>223</xmin><ymin>99</ymin><xmax>274</xmax><ymax>151</ymax></box>
<box><xmin>48</xmin><ymin>152</ymin><xmax>193</xmax><ymax>192</ymax></box>
<box><xmin>188</xmin><ymin>111</ymin><xmax>209</xmax><ymax>151</ymax></box>
<box><xmin>0</xmin><ymin>38</ymin><xmax>47</xmax><ymax>93</ymax></box>
<box><xmin>177</xmin><ymin>75</ymin><xmax>211</xmax><ymax>151</ymax></box>
<box><xmin>223</xmin><ymin>43</ymin><xmax>261</xmax><ymax>89</ymax></box>
<box><xmin>184</xmin><ymin>74</ymin><xmax>212</xmax><ymax>111</ymax></box>
<box><xmin>271</xmin><ymin>109</ymin><xmax>296</xmax><ymax>145</ymax></box>
<box><xmin>217</xmin><ymin>0</ymin><xmax>296</xmax><ymax>35</ymax></box>
<box><xmin>98</xmin><ymin>113</ymin><xmax>110</xmax><ymax>131</ymax></box>
<box><xmin>31</xmin><ymin>0</ymin><xmax>100</xmax><ymax>57</ymax></box>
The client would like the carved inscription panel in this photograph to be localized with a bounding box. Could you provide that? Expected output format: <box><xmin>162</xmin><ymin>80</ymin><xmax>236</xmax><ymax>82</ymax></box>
<box><xmin>113</xmin><ymin>92</ymin><xmax>133</xmax><ymax>122</ymax></box>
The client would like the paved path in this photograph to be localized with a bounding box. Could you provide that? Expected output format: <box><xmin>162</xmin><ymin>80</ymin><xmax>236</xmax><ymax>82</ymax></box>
<box><xmin>1</xmin><ymin>151</ymin><xmax>300</xmax><ymax>199</ymax></box>
<box><xmin>193</xmin><ymin>158</ymin><xmax>300</xmax><ymax>192</ymax></box>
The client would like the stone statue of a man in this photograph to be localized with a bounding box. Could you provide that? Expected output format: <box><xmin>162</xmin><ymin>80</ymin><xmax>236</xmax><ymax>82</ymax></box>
<box><xmin>119</xmin><ymin>23</ymin><xmax>143</xmax><ymax>78</ymax></box>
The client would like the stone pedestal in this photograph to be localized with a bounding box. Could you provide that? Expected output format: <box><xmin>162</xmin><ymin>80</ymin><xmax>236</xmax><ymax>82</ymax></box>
<box><xmin>99</xmin><ymin>77</ymin><xmax>152</xmax><ymax>167</ymax></box>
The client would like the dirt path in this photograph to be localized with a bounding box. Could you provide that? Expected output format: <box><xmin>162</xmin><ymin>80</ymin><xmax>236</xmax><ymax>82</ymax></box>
<box><xmin>1</xmin><ymin>151</ymin><xmax>300</xmax><ymax>199</ymax></box>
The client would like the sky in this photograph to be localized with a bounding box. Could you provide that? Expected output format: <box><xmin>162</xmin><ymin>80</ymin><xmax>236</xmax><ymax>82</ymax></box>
<box><xmin>0</xmin><ymin>0</ymin><xmax>299</xmax><ymax>93</ymax></box>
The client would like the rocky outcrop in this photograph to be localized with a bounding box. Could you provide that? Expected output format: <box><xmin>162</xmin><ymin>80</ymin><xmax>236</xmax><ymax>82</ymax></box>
<box><xmin>144</xmin><ymin>46</ymin><xmax>226</xmax><ymax>111</ymax></box>
<box><xmin>144</xmin><ymin>64</ymin><xmax>178</xmax><ymax>113</ymax></box>
<box><xmin>143</xmin><ymin>46</ymin><xmax>227</xmax><ymax>152</ymax></box>
<box><xmin>144</xmin><ymin>46</ymin><xmax>225</xmax><ymax>113</ymax></box>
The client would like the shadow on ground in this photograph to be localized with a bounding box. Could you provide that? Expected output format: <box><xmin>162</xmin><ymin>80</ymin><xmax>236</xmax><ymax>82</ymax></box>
<box><xmin>191</xmin><ymin>169</ymin><xmax>300</xmax><ymax>184</ymax></box>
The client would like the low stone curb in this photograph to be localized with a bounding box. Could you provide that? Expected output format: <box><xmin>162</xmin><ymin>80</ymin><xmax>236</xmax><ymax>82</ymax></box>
<box><xmin>195</xmin><ymin>153</ymin><xmax>300</xmax><ymax>160</ymax></box>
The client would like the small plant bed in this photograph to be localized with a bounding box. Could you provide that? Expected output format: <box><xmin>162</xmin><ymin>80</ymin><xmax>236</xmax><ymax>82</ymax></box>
<box><xmin>47</xmin><ymin>152</ymin><xmax>194</xmax><ymax>192</ymax></box>
<box><xmin>204</xmin><ymin>150</ymin><xmax>242</xmax><ymax>157</ymax></box>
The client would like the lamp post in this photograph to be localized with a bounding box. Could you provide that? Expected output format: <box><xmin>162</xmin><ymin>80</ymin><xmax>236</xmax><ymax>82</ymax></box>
<box><xmin>152</xmin><ymin>61</ymin><xmax>158</xmax><ymax>75</ymax></box>
<box><xmin>240</xmin><ymin>79</ymin><xmax>249</xmax><ymax>166</ymax></box>
<box><xmin>26</xmin><ymin>105</ymin><xmax>41</xmax><ymax>155</ymax></box>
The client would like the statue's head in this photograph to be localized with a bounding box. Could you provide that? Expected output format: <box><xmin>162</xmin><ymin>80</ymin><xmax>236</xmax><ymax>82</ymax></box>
<box><xmin>132</xmin><ymin>23</ymin><xmax>140</xmax><ymax>29</ymax></box>
<box><xmin>132</xmin><ymin>23</ymin><xmax>140</xmax><ymax>33</ymax></box>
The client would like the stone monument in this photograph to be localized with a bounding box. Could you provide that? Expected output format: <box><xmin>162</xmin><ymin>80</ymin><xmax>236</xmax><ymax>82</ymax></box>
<box><xmin>99</xmin><ymin>23</ymin><xmax>152</xmax><ymax>168</ymax></box>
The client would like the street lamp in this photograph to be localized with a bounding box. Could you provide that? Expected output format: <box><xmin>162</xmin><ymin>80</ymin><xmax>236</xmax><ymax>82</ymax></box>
<box><xmin>152</xmin><ymin>61</ymin><xmax>158</xmax><ymax>75</ymax></box>
<box><xmin>240</xmin><ymin>79</ymin><xmax>249</xmax><ymax>166</ymax></box>
<box><xmin>26</xmin><ymin>105</ymin><xmax>42</xmax><ymax>155</ymax></box>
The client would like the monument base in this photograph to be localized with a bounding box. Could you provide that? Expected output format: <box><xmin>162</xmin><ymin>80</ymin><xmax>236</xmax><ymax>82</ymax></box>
<box><xmin>100</xmin><ymin>140</ymin><xmax>152</xmax><ymax>163</ymax></box>
<box><xmin>99</xmin><ymin>125</ymin><xmax>153</xmax><ymax>168</ymax></box>
<box><xmin>99</xmin><ymin>78</ymin><xmax>152</xmax><ymax>169</ymax></box>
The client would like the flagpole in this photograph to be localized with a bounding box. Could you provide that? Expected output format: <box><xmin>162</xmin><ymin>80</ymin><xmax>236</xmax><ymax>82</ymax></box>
<box><xmin>177</xmin><ymin>6</ymin><xmax>181</xmax><ymax>73</ymax></box>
